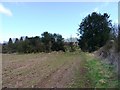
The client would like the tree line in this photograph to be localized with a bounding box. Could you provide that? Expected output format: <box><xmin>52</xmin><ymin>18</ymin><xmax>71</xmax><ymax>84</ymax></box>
<box><xmin>2</xmin><ymin>32</ymin><xmax>65</xmax><ymax>53</ymax></box>
<box><xmin>2</xmin><ymin>12</ymin><xmax>120</xmax><ymax>53</ymax></box>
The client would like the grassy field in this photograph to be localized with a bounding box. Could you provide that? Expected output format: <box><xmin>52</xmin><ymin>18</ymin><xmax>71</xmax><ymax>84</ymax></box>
<box><xmin>2</xmin><ymin>52</ymin><xmax>118</xmax><ymax>88</ymax></box>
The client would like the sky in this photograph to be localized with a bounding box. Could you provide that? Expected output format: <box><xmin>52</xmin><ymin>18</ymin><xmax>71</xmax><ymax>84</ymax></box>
<box><xmin>0</xmin><ymin>2</ymin><xmax>118</xmax><ymax>43</ymax></box>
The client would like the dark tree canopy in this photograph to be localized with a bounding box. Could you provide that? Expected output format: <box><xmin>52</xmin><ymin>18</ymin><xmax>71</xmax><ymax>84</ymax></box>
<box><xmin>8</xmin><ymin>38</ymin><xmax>13</xmax><ymax>45</ymax></box>
<box><xmin>20</xmin><ymin>37</ymin><xmax>23</xmax><ymax>41</ymax></box>
<box><xmin>78</xmin><ymin>12</ymin><xmax>112</xmax><ymax>52</ymax></box>
<box><xmin>8</xmin><ymin>38</ymin><xmax>14</xmax><ymax>53</ymax></box>
<box><xmin>41</xmin><ymin>32</ymin><xmax>53</xmax><ymax>52</ymax></box>
<box><xmin>51</xmin><ymin>33</ymin><xmax>65</xmax><ymax>51</ymax></box>
<box><xmin>41</xmin><ymin>32</ymin><xmax>65</xmax><ymax>52</ymax></box>
<box><xmin>2</xmin><ymin>32</ymin><xmax>65</xmax><ymax>53</ymax></box>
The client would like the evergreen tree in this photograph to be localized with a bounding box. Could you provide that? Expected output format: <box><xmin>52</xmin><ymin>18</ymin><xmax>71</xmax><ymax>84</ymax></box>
<box><xmin>8</xmin><ymin>38</ymin><xmax>14</xmax><ymax>53</ymax></box>
<box><xmin>41</xmin><ymin>32</ymin><xmax>52</xmax><ymax>52</ymax></box>
<box><xmin>78</xmin><ymin>12</ymin><xmax>112</xmax><ymax>52</ymax></box>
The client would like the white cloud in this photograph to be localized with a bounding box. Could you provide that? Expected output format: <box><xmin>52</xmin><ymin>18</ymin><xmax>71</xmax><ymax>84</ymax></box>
<box><xmin>0</xmin><ymin>3</ymin><xmax>12</xmax><ymax>16</ymax></box>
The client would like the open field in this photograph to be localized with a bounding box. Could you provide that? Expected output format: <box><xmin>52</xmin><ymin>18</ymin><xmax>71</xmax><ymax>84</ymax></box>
<box><xmin>2</xmin><ymin>52</ymin><xmax>118</xmax><ymax>88</ymax></box>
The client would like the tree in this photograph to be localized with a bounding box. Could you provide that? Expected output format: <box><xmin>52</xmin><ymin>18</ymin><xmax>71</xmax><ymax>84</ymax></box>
<box><xmin>13</xmin><ymin>38</ymin><xmax>19</xmax><ymax>52</ymax></box>
<box><xmin>78</xmin><ymin>12</ymin><xmax>112</xmax><ymax>52</ymax></box>
<box><xmin>8</xmin><ymin>38</ymin><xmax>14</xmax><ymax>53</ymax></box>
<box><xmin>51</xmin><ymin>33</ymin><xmax>65</xmax><ymax>51</ymax></box>
<box><xmin>21</xmin><ymin>37</ymin><xmax>31</xmax><ymax>53</ymax></box>
<box><xmin>2</xmin><ymin>43</ymin><xmax>8</xmax><ymax>53</ymax></box>
<box><xmin>2</xmin><ymin>32</ymin><xmax>65</xmax><ymax>53</ymax></box>
<box><xmin>20</xmin><ymin>37</ymin><xmax>23</xmax><ymax>41</ymax></box>
<box><xmin>17</xmin><ymin>37</ymin><xmax>24</xmax><ymax>53</ymax></box>
<box><xmin>8</xmin><ymin>38</ymin><xmax>13</xmax><ymax>45</ymax></box>
<box><xmin>41</xmin><ymin>32</ymin><xmax>52</xmax><ymax>52</ymax></box>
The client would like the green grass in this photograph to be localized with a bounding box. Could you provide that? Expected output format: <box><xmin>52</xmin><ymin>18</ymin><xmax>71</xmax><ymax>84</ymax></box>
<box><xmin>68</xmin><ymin>52</ymin><xmax>118</xmax><ymax>88</ymax></box>
<box><xmin>84</xmin><ymin>53</ymin><xmax>118</xmax><ymax>88</ymax></box>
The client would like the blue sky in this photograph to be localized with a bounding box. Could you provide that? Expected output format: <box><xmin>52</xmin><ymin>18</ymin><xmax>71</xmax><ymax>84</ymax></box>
<box><xmin>0</xmin><ymin>2</ymin><xmax>118</xmax><ymax>43</ymax></box>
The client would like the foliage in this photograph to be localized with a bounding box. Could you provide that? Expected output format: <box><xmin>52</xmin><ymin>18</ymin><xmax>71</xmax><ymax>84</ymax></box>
<box><xmin>2</xmin><ymin>32</ymin><xmax>65</xmax><ymax>53</ymax></box>
<box><xmin>51</xmin><ymin>33</ymin><xmax>65</xmax><ymax>52</ymax></box>
<box><xmin>78</xmin><ymin>12</ymin><xmax>112</xmax><ymax>52</ymax></box>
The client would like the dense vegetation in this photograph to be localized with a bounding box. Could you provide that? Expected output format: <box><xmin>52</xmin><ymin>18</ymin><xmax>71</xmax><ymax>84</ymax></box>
<box><xmin>2</xmin><ymin>12</ymin><xmax>119</xmax><ymax>54</ymax></box>
<box><xmin>2</xmin><ymin>32</ymin><xmax>65</xmax><ymax>53</ymax></box>
<box><xmin>77</xmin><ymin>12</ymin><xmax>113</xmax><ymax>52</ymax></box>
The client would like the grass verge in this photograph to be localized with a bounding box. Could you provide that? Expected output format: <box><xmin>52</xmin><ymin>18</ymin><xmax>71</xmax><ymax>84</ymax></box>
<box><xmin>84</xmin><ymin>53</ymin><xmax>118</xmax><ymax>88</ymax></box>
